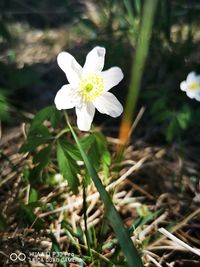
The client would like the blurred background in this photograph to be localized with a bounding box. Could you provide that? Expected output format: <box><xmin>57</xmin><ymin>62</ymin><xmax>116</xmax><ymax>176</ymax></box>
<box><xmin>0</xmin><ymin>0</ymin><xmax>200</xmax><ymax>144</ymax></box>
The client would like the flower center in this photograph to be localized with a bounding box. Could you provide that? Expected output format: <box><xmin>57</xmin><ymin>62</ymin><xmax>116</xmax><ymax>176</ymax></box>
<box><xmin>189</xmin><ymin>82</ymin><xmax>199</xmax><ymax>91</ymax></box>
<box><xmin>85</xmin><ymin>83</ymin><xmax>93</xmax><ymax>92</ymax></box>
<box><xmin>79</xmin><ymin>74</ymin><xmax>104</xmax><ymax>102</ymax></box>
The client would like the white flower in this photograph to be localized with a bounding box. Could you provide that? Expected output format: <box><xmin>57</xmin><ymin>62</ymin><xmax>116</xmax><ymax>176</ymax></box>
<box><xmin>180</xmin><ymin>72</ymin><xmax>200</xmax><ymax>101</ymax></box>
<box><xmin>54</xmin><ymin>47</ymin><xmax>124</xmax><ymax>131</ymax></box>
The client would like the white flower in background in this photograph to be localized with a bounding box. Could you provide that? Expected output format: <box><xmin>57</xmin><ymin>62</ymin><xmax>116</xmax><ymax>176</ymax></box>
<box><xmin>180</xmin><ymin>72</ymin><xmax>200</xmax><ymax>101</ymax></box>
<box><xmin>54</xmin><ymin>46</ymin><xmax>123</xmax><ymax>131</ymax></box>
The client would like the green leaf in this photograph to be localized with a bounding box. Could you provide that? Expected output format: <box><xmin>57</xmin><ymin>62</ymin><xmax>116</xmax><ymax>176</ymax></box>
<box><xmin>30</xmin><ymin>124</ymin><xmax>52</xmax><ymax>138</ymax></box>
<box><xmin>33</xmin><ymin>145</ymin><xmax>51</xmax><ymax>167</ymax></box>
<box><xmin>28</xmin><ymin>166</ymin><xmax>42</xmax><ymax>182</ymax></box>
<box><xmin>20</xmin><ymin>137</ymin><xmax>47</xmax><ymax>153</ymax></box>
<box><xmin>154</xmin><ymin>110</ymin><xmax>172</xmax><ymax>122</ymax></box>
<box><xmin>176</xmin><ymin>106</ymin><xmax>191</xmax><ymax>130</ymax></box>
<box><xmin>28</xmin><ymin>145</ymin><xmax>51</xmax><ymax>181</ymax></box>
<box><xmin>80</xmin><ymin>134</ymin><xmax>96</xmax><ymax>151</ymax></box>
<box><xmin>18</xmin><ymin>204</ymin><xmax>44</xmax><ymax>230</ymax></box>
<box><xmin>22</xmin><ymin>167</ymin><xmax>30</xmax><ymax>182</ymax></box>
<box><xmin>50</xmin><ymin>234</ymin><xmax>68</xmax><ymax>267</ymax></box>
<box><xmin>60</xmin><ymin>140</ymin><xmax>81</xmax><ymax>161</ymax></box>
<box><xmin>30</xmin><ymin>105</ymin><xmax>61</xmax><ymax>130</ymax></box>
<box><xmin>59</xmin><ymin>135</ymin><xmax>96</xmax><ymax>162</ymax></box>
<box><xmin>57</xmin><ymin>140</ymin><xmax>80</xmax><ymax>193</ymax></box>
<box><xmin>50</xmin><ymin>109</ymin><xmax>62</xmax><ymax>128</ymax></box>
<box><xmin>166</xmin><ymin>117</ymin><xmax>178</xmax><ymax>142</ymax></box>
<box><xmin>102</xmin><ymin>150</ymin><xmax>111</xmax><ymax>182</ymax></box>
<box><xmin>67</xmin><ymin>118</ymin><xmax>143</xmax><ymax>267</ymax></box>
<box><xmin>0</xmin><ymin>93</ymin><xmax>10</xmax><ymax>121</ymax></box>
<box><xmin>31</xmin><ymin>106</ymin><xmax>55</xmax><ymax>129</ymax></box>
<box><xmin>150</xmin><ymin>96</ymin><xmax>168</xmax><ymax>115</ymax></box>
<box><xmin>134</xmin><ymin>0</ymin><xmax>142</xmax><ymax>15</ymax></box>
<box><xmin>29</xmin><ymin>188</ymin><xmax>39</xmax><ymax>203</ymax></box>
<box><xmin>20</xmin><ymin>125</ymin><xmax>52</xmax><ymax>153</ymax></box>
<box><xmin>129</xmin><ymin>209</ymin><xmax>162</xmax><ymax>233</ymax></box>
<box><xmin>86</xmin><ymin>132</ymin><xmax>111</xmax><ymax>172</ymax></box>
<box><xmin>102</xmin><ymin>150</ymin><xmax>111</xmax><ymax>166</ymax></box>
<box><xmin>87</xmin><ymin>139</ymin><xmax>100</xmax><ymax>170</ymax></box>
<box><xmin>94</xmin><ymin>133</ymin><xmax>111</xmax><ymax>175</ymax></box>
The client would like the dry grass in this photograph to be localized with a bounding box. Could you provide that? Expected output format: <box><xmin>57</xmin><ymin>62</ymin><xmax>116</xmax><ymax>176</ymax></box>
<box><xmin>0</xmin><ymin>122</ymin><xmax>200</xmax><ymax>266</ymax></box>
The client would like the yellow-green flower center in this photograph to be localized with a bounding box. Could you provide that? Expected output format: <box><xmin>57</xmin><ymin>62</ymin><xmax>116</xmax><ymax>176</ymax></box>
<box><xmin>189</xmin><ymin>82</ymin><xmax>199</xmax><ymax>91</ymax></box>
<box><xmin>79</xmin><ymin>74</ymin><xmax>104</xmax><ymax>102</ymax></box>
<box><xmin>85</xmin><ymin>83</ymin><xmax>93</xmax><ymax>92</ymax></box>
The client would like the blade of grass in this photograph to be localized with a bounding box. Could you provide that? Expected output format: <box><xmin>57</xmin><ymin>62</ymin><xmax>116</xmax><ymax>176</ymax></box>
<box><xmin>119</xmin><ymin>0</ymin><xmax>158</xmax><ymax>145</ymax></box>
<box><xmin>124</xmin><ymin>0</ymin><xmax>135</xmax><ymax>25</ymax></box>
<box><xmin>82</xmin><ymin>184</ymin><xmax>92</xmax><ymax>258</ymax></box>
<box><xmin>65</xmin><ymin>113</ymin><xmax>144</xmax><ymax>267</ymax></box>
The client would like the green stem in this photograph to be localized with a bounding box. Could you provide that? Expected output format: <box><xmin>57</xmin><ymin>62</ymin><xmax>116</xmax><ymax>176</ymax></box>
<box><xmin>119</xmin><ymin>0</ymin><xmax>158</xmax><ymax>143</ymax></box>
<box><xmin>125</xmin><ymin>0</ymin><xmax>158</xmax><ymax>121</ymax></box>
<box><xmin>54</xmin><ymin>128</ymin><xmax>70</xmax><ymax>140</ymax></box>
<box><xmin>79</xmin><ymin>244</ymin><xmax>114</xmax><ymax>265</ymax></box>
<box><xmin>83</xmin><ymin>183</ymin><xmax>92</xmax><ymax>258</ymax></box>
<box><xmin>65</xmin><ymin>112</ymin><xmax>144</xmax><ymax>267</ymax></box>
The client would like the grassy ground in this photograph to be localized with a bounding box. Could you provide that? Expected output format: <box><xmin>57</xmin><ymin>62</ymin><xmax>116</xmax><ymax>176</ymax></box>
<box><xmin>0</xmin><ymin>120</ymin><xmax>200</xmax><ymax>266</ymax></box>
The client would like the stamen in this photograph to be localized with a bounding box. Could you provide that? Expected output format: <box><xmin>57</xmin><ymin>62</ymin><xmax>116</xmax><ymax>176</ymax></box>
<box><xmin>79</xmin><ymin>74</ymin><xmax>104</xmax><ymax>102</ymax></box>
<box><xmin>189</xmin><ymin>82</ymin><xmax>199</xmax><ymax>91</ymax></box>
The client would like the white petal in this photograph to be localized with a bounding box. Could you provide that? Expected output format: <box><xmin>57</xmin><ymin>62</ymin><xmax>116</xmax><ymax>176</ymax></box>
<box><xmin>75</xmin><ymin>103</ymin><xmax>95</xmax><ymax>131</ymax></box>
<box><xmin>101</xmin><ymin>67</ymin><xmax>124</xmax><ymax>91</ymax></box>
<box><xmin>193</xmin><ymin>91</ymin><xmax>200</xmax><ymax>101</ymax></box>
<box><xmin>82</xmin><ymin>47</ymin><xmax>106</xmax><ymax>76</ymax></box>
<box><xmin>187</xmin><ymin>72</ymin><xmax>196</xmax><ymax>82</ymax></box>
<box><xmin>187</xmin><ymin>72</ymin><xmax>200</xmax><ymax>87</ymax></box>
<box><xmin>186</xmin><ymin>90</ymin><xmax>195</xmax><ymax>99</ymax></box>
<box><xmin>93</xmin><ymin>92</ymin><xmax>123</xmax><ymax>118</ymax></box>
<box><xmin>180</xmin><ymin>81</ymin><xmax>187</xmax><ymax>91</ymax></box>
<box><xmin>57</xmin><ymin>52</ymin><xmax>82</xmax><ymax>85</ymax></box>
<box><xmin>54</xmin><ymin>84</ymin><xmax>77</xmax><ymax>110</ymax></box>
